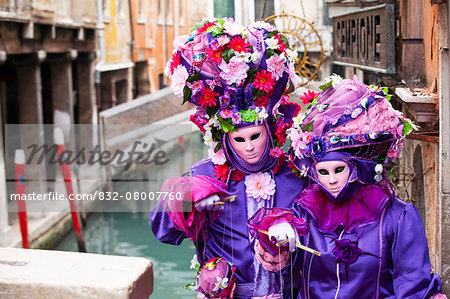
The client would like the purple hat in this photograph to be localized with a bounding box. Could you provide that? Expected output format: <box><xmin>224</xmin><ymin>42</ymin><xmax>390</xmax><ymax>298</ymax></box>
<box><xmin>166</xmin><ymin>18</ymin><xmax>302</xmax><ymax>172</ymax></box>
<box><xmin>287</xmin><ymin>75</ymin><xmax>417</xmax><ymax>186</ymax></box>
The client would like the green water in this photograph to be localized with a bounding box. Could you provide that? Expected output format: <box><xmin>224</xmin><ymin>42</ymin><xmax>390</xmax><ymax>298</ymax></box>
<box><xmin>55</xmin><ymin>133</ymin><xmax>206</xmax><ymax>299</ymax></box>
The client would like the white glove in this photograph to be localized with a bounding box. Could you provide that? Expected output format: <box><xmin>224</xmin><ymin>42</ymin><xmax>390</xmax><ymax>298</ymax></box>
<box><xmin>194</xmin><ymin>194</ymin><xmax>222</xmax><ymax>212</ymax></box>
<box><xmin>268</xmin><ymin>222</ymin><xmax>298</xmax><ymax>252</ymax></box>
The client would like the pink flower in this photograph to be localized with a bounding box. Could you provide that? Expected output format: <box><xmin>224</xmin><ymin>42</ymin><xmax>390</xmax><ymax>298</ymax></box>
<box><xmin>208</xmin><ymin>142</ymin><xmax>227</xmax><ymax>165</ymax></box>
<box><xmin>254</xmin><ymin>70</ymin><xmax>275</xmax><ymax>93</ymax></box>
<box><xmin>266</xmin><ymin>54</ymin><xmax>286</xmax><ymax>80</ymax></box>
<box><xmin>244</xmin><ymin>172</ymin><xmax>276</xmax><ymax>201</ymax></box>
<box><xmin>198</xmin><ymin>87</ymin><xmax>219</xmax><ymax>109</ymax></box>
<box><xmin>171</xmin><ymin>65</ymin><xmax>189</xmax><ymax>97</ymax></box>
<box><xmin>219</xmin><ymin>109</ymin><xmax>233</xmax><ymax>119</ymax></box>
<box><xmin>187</xmin><ymin>80</ymin><xmax>204</xmax><ymax>91</ymax></box>
<box><xmin>287</xmin><ymin>128</ymin><xmax>310</xmax><ymax>159</ymax></box>
<box><xmin>219</xmin><ymin>56</ymin><xmax>249</xmax><ymax>85</ymax></box>
<box><xmin>231</xmin><ymin>113</ymin><xmax>242</xmax><ymax>125</ymax></box>
<box><xmin>269</xmin><ymin>147</ymin><xmax>283</xmax><ymax>158</ymax></box>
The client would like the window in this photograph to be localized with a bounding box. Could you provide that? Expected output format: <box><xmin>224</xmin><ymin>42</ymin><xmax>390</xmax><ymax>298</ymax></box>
<box><xmin>254</xmin><ymin>0</ymin><xmax>274</xmax><ymax>20</ymax></box>
<box><xmin>213</xmin><ymin>0</ymin><xmax>234</xmax><ymax>19</ymax></box>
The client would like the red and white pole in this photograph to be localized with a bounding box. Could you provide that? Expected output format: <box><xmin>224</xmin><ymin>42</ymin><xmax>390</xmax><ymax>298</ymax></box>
<box><xmin>14</xmin><ymin>149</ymin><xmax>29</xmax><ymax>249</ymax></box>
<box><xmin>54</xmin><ymin>128</ymin><xmax>86</xmax><ymax>252</ymax></box>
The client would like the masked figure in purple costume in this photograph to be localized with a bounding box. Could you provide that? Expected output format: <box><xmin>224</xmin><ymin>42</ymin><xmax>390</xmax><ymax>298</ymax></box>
<box><xmin>150</xmin><ymin>18</ymin><xmax>310</xmax><ymax>298</ymax></box>
<box><xmin>254</xmin><ymin>75</ymin><xmax>445</xmax><ymax>298</ymax></box>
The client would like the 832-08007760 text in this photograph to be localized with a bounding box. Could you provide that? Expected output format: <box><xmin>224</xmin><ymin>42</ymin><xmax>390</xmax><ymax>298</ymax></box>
<box><xmin>10</xmin><ymin>191</ymin><xmax>182</xmax><ymax>201</ymax></box>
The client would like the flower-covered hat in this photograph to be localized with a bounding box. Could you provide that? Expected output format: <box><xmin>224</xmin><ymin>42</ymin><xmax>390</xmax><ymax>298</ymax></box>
<box><xmin>196</xmin><ymin>257</ymin><xmax>236</xmax><ymax>298</ymax></box>
<box><xmin>165</xmin><ymin>18</ymin><xmax>300</xmax><ymax>169</ymax></box>
<box><xmin>287</xmin><ymin>75</ymin><xmax>416</xmax><ymax>185</ymax></box>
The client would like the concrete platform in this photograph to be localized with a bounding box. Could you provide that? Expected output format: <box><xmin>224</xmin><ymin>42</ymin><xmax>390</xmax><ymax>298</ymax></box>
<box><xmin>0</xmin><ymin>247</ymin><xmax>153</xmax><ymax>298</ymax></box>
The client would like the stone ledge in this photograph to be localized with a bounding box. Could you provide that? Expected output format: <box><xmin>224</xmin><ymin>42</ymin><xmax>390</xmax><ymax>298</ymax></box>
<box><xmin>0</xmin><ymin>247</ymin><xmax>153</xmax><ymax>298</ymax></box>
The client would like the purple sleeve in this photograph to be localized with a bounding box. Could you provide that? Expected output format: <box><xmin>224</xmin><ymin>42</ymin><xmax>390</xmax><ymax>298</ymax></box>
<box><xmin>392</xmin><ymin>203</ymin><xmax>442</xmax><ymax>298</ymax></box>
<box><xmin>150</xmin><ymin>200</ymin><xmax>186</xmax><ymax>245</ymax></box>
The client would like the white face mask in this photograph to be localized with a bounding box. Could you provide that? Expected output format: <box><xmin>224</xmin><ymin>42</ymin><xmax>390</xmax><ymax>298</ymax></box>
<box><xmin>228</xmin><ymin>124</ymin><xmax>268</xmax><ymax>164</ymax></box>
<box><xmin>315</xmin><ymin>160</ymin><xmax>351</xmax><ymax>197</ymax></box>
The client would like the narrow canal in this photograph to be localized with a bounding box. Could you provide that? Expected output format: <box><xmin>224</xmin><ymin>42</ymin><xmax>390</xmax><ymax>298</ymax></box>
<box><xmin>55</xmin><ymin>133</ymin><xmax>207</xmax><ymax>299</ymax></box>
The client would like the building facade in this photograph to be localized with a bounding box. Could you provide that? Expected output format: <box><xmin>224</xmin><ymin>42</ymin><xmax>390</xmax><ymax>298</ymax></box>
<box><xmin>326</xmin><ymin>0</ymin><xmax>449</xmax><ymax>292</ymax></box>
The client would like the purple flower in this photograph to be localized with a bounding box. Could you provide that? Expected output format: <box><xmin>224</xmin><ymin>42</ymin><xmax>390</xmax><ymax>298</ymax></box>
<box><xmin>231</xmin><ymin>113</ymin><xmax>242</xmax><ymax>125</ymax></box>
<box><xmin>219</xmin><ymin>94</ymin><xmax>231</xmax><ymax>106</ymax></box>
<box><xmin>332</xmin><ymin>239</ymin><xmax>362</xmax><ymax>265</ymax></box>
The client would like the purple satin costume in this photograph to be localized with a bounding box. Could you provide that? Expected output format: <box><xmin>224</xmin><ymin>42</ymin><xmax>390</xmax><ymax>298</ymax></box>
<box><xmin>151</xmin><ymin>159</ymin><xmax>307</xmax><ymax>298</ymax></box>
<box><xmin>293</xmin><ymin>184</ymin><xmax>442</xmax><ymax>299</ymax></box>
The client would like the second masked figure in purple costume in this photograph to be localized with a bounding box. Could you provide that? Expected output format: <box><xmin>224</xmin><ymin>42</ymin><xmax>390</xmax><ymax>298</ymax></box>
<box><xmin>250</xmin><ymin>75</ymin><xmax>445</xmax><ymax>298</ymax></box>
<box><xmin>151</xmin><ymin>18</ymin><xmax>310</xmax><ymax>298</ymax></box>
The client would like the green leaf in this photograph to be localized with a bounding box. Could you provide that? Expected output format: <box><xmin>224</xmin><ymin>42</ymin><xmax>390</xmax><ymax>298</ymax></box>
<box><xmin>214</xmin><ymin>141</ymin><xmax>222</xmax><ymax>153</ymax></box>
<box><xmin>245</xmin><ymin>68</ymin><xmax>258</xmax><ymax>85</ymax></box>
<box><xmin>266</xmin><ymin>49</ymin><xmax>274</xmax><ymax>58</ymax></box>
<box><xmin>217</xmin><ymin>18</ymin><xmax>225</xmax><ymax>28</ymax></box>
<box><xmin>402</xmin><ymin>120</ymin><xmax>414</xmax><ymax>135</ymax></box>
<box><xmin>182</xmin><ymin>86</ymin><xmax>192</xmax><ymax>105</ymax></box>
<box><xmin>301</xmin><ymin>120</ymin><xmax>314</xmax><ymax>132</ymax></box>
<box><xmin>285</xmin><ymin>81</ymin><xmax>295</xmax><ymax>94</ymax></box>
<box><xmin>206</xmin><ymin>105</ymin><xmax>219</xmax><ymax>118</ymax></box>
<box><xmin>382</xmin><ymin>87</ymin><xmax>389</xmax><ymax>95</ymax></box>
<box><xmin>319</xmin><ymin>81</ymin><xmax>333</xmax><ymax>91</ymax></box>
<box><xmin>217</xmin><ymin>115</ymin><xmax>236</xmax><ymax>133</ymax></box>
<box><xmin>267</xmin><ymin>30</ymin><xmax>279</xmax><ymax>38</ymax></box>
<box><xmin>241</xmin><ymin>109</ymin><xmax>258</xmax><ymax>123</ymax></box>
<box><xmin>386</xmin><ymin>94</ymin><xmax>392</xmax><ymax>101</ymax></box>
<box><xmin>184</xmin><ymin>281</ymin><xmax>197</xmax><ymax>291</ymax></box>
<box><xmin>206</xmin><ymin>25</ymin><xmax>222</xmax><ymax>37</ymax></box>
<box><xmin>186</xmin><ymin>72</ymin><xmax>201</xmax><ymax>84</ymax></box>
<box><xmin>222</xmin><ymin>48</ymin><xmax>235</xmax><ymax>63</ymax></box>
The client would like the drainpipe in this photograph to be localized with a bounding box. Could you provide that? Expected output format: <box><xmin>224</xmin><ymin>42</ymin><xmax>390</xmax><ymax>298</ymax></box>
<box><xmin>128</xmin><ymin>0</ymin><xmax>137</xmax><ymax>99</ymax></box>
<box><xmin>96</xmin><ymin>0</ymin><xmax>104</xmax><ymax>109</ymax></box>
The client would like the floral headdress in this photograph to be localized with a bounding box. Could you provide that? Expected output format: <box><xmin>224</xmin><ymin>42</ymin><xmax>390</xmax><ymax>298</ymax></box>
<box><xmin>287</xmin><ymin>75</ymin><xmax>417</xmax><ymax>183</ymax></box>
<box><xmin>165</xmin><ymin>18</ymin><xmax>300</xmax><ymax>169</ymax></box>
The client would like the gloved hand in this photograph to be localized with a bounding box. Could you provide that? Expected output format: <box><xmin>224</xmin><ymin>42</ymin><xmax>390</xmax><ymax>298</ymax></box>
<box><xmin>194</xmin><ymin>194</ymin><xmax>222</xmax><ymax>212</ymax></box>
<box><xmin>268</xmin><ymin>221</ymin><xmax>298</xmax><ymax>252</ymax></box>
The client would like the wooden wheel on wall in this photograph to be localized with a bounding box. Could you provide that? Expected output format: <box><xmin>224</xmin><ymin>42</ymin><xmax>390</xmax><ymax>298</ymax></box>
<box><xmin>265</xmin><ymin>13</ymin><xmax>325</xmax><ymax>87</ymax></box>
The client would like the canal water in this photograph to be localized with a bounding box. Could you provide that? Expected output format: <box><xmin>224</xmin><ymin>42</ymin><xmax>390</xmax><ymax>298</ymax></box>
<box><xmin>55</xmin><ymin>133</ymin><xmax>207</xmax><ymax>299</ymax></box>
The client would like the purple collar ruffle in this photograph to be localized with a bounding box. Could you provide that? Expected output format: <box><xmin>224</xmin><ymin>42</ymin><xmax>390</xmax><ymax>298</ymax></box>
<box><xmin>296</xmin><ymin>184</ymin><xmax>390</xmax><ymax>233</ymax></box>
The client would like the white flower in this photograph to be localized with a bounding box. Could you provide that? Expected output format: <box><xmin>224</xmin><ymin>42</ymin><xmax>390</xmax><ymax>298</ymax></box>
<box><xmin>292</xmin><ymin>113</ymin><xmax>307</xmax><ymax>129</ymax></box>
<box><xmin>285</xmin><ymin>48</ymin><xmax>298</xmax><ymax>63</ymax></box>
<box><xmin>256</xmin><ymin>107</ymin><xmax>268</xmax><ymax>124</ymax></box>
<box><xmin>208</xmin><ymin>115</ymin><xmax>221</xmax><ymax>129</ymax></box>
<box><xmin>203</xmin><ymin>129</ymin><xmax>214</xmax><ymax>146</ymax></box>
<box><xmin>213</xmin><ymin>276</ymin><xmax>229</xmax><ymax>292</ymax></box>
<box><xmin>265</xmin><ymin>36</ymin><xmax>279</xmax><ymax>50</ymax></box>
<box><xmin>244</xmin><ymin>172</ymin><xmax>276</xmax><ymax>201</ymax></box>
<box><xmin>235</xmin><ymin>51</ymin><xmax>251</xmax><ymax>62</ymax></box>
<box><xmin>298</xmin><ymin>164</ymin><xmax>309</xmax><ymax>177</ymax></box>
<box><xmin>190</xmin><ymin>254</ymin><xmax>199</xmax><ymax>269</ymax></box>
<box><xmin>170</xmin><ymin>65</ymin><xmax>189</xmax><ymax>97</ymax></box>
<box><xmin>326</xmin><ymin>73</ymin><xmax>343</xmax><ymax>87</ymax></box>
<box><xmin>250</xmin><ymin>51</ymin><xmax>262</xmax><ymax>63</ymax></box>
<box><xmin>208</xmin><ymin>142</ymin><xmax>226</xmax><ymax>165</ymax></box>
<box><xmin>223</xmin><ymin>20</ymin><xmax>244</xmax><ymax>35</ymax></box>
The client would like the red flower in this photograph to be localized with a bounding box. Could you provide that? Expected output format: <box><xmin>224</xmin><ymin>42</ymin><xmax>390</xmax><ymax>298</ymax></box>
<box><xmin>197</xmin><ymin>21</ymin><xmax>215</xmax><ymax>33</ymax></box>
<box><xmin>274</xmin><ymin>35</ymin><xmax>287</xmax><ymax>51</ymax></box>
<box><xmin>275</xmin><ymin>121</ymin><xmax>290</xmax><ymax>146</ymax></box>
<box><xmin>207</xmin><ymin>47</ymin><xmax>224</xmax><ymax>64</ymax></box>
<box><xmin>198</xmin><ymin>87</ymin><xmax>219</xmax><ymax>108</ymax></box>
<box><xmin>230</xmin><ymin>169</ymin><xmax>245</xmax><ymax>182</ymax></box>
<box><xmin>169</xmin><ymin>52</ymin><xmax>181</xmax><ymax>75</ymax></box>
<box><xmin>272</xmin><ymin>154</ymin><xmax>286</xmax><ymax>175</ymax></box>
<box><xmin>214</xmin><ymin>164</ymin><xmax>230</xmax><ymax>182</ymax></box>
<box><xmin>254</xmin><ymin>95</ymin><xmax>269</xmax><ymax>107</ymax></box>
<box><xmin>228</xmin><ymin>36</ymin><xmax>251</xmax><ymax>53</ymax></box>
<box><xmin>300</xmin><ymin>90</ymin><xmax>320</xmax><ymax>105</ymax></box>
<box><xmin>189</xmin><ymin>115</ymin><xmax>206</xmax><ymax>133</ymax></box>
<box><xmin>254</xmin><ymin>70</ymin><xmax>275</xmax><ymax>93</ymax></box>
